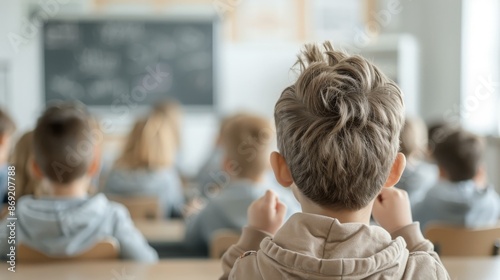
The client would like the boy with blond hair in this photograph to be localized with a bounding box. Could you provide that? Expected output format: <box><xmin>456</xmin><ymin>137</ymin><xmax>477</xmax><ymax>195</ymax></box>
<box><xmin>220</xmin><ymin>42</ymin><xmax>449</xmax><ymax>279</ymax></box>
<box><xmin>0</xmin><ymin>103</ymin><xmax>158</xmax><ymax>262</ymax></box>
<box><xmin>414</xmin><ymin>127</ymin><xmax>500</xmax><ymax>230</ymax></box>
<box><xmin>185</xmin><ymin>113</ymin><xmax>296</xmax><ymax>254</ymax></box>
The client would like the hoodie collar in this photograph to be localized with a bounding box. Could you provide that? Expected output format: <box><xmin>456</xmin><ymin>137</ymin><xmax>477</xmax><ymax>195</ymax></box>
<box><xmin>260</xmin><ymin>213</ymin><xmax>408</xmax><ymax>277</ymax></box>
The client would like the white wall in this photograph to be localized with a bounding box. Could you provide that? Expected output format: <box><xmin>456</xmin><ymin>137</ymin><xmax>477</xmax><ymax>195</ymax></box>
<box><xmin>389</xmin><ymin>0</ymin><xmax>463</xmax><ymax>122</ymax></box>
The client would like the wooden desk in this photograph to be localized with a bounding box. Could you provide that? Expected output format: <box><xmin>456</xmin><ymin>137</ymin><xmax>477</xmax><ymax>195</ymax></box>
<box><xmin>442</xmin><ymin>257</ymin><xmax>500</xmax><ymax>280</ymax></box>
<box><xmin>0</xmin><ymin>260</ymin><xmax>221</xmax><ymax>280</ymax></box>
<box><xmin>1</xmin><ymin>257</ymin><xmax>499</xmax><ymax>279</ymax></box>
<box><xmin>134</xmin><ymin>220</ymin><xmax>185</xmax><ymax>243</ymax></box>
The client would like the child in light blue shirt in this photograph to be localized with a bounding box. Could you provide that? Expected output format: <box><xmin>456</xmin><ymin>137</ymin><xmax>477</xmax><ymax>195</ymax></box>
<box><xmin>185</xmin><ymin>114</ymin><xmax>298</xmax><ymax>253</ymax></box>
<box><xmin>102</xmin><ymin>109</ymin><xmax>185</xmax><ymax>218</ymax></box>
<box><xmin>413</xmin><ymin>128</ymin><xmax>500</xmax><ymax>230</ymax></box>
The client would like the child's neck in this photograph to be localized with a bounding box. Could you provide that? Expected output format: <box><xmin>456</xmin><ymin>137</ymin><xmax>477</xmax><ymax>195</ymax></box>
<box><xmin>293</xmin><ymin>185</ymin><xmax>373</xmax><ymax>224</ymax></box>
<box><xmin>301</xmin><ymin>202</ymin><xmax>373</xmax><ymax>224</ymax></box>
<box><xmin>46</xmin><ymin>177</ymin><xmax>90</xmax><ymax>198</ymax></box>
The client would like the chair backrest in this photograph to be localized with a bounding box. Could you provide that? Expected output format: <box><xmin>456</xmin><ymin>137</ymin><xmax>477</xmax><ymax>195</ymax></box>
<box><xmin>107</xmin><ymin>195</ymin><xmax>161</xmax><ymax>220</ymax></box>
<box><xmin>210</xmin><ymin>229</ymin><xmax>241</xmax><ymax>259</ymax></box>
<box><xmin>425</xmin><ymin>224</ymin><xmax>500</xmax><ymax>256</ymax></box>
<box><xmin>17</xmin><ymin>238</ymin><xmax>120</xmax><ymax>263</ymax></box>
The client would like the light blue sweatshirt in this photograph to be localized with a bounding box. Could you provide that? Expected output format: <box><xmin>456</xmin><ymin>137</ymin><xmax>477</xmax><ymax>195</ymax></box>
<box><xmin>413</xmin><ymin>180</ymin><xmax>500</xmax><ymax>230</ymax></box>
<box><xmin>185</xmin><ymin>179</ymin><xmax>299</xmax><ymax>253</ymax></box>
<box><xmin>196</xmin><ymin>147</ymin><xmax>225</xmax><ymax>198</ymax></box>
<box><xmin>102</xmin><ymin>168</ymin><xmax>185</xmax><ymax>218</ymax></box>
<box><xmin>396</xmin><ymin>161</ymin><xmax>438</xmax><ymax>207</ymax></box>
<box><xmin>0</xmin><ymin>194</ymin><xmax>158</xmax><ymax>262</ymax></box>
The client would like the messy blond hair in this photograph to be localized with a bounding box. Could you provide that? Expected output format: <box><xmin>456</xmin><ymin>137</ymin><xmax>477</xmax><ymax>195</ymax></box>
<box><xmin>275</xmin><ymin>42</ymin><xmax>405</xmax><ymax>210</ymax></box>
<box><xmin>222</xmin><ymin>113</ymin><xmax>273</xmax><ymax>181</ymax></box>
<box><xmin>115</xmin><ymin>110</ymin><xmax>176</xmax><ymax>170</ymax></box>
<box><xmin>10</xmin><ymin>131</ymin><xmax>41</xmax><ymax>198</ymax></box>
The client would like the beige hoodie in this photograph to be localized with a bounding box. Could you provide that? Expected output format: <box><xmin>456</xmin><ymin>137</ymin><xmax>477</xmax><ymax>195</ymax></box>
<box><xmin>221</xmin><ymin>213</ymin><xmax>449</xmax><ymax>279</ymax></box>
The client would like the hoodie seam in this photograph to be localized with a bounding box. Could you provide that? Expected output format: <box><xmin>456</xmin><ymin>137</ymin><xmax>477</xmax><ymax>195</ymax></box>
<box><xmin>321</xmin><ymin>220</ymin><xmax>335</xmax><ymax>259</ymax></box>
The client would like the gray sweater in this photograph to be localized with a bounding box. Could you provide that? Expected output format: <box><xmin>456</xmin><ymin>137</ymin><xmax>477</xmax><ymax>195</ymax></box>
<box><xmin>102</xmin><ymin>167</ymin><xmax>184</xmax><ymax>218</ymax></box>
<box><xmin>413</xmin><ymin>180</ymin><xmax>500</xmax><ymax>230</ymax></box>
<box><xmin>396</xmin><ymin>161</ymin><xmax>438</xmax><ymax>207</ymax></box>
<box><xmin>185</xmin><ymin>179</ymin><xmax>299</xmax><ymax>253</ymax></box>
<box><xmin>0</xmin><ymin>194</ymin><xmax>158</xmax><ymax>262</ymax></box>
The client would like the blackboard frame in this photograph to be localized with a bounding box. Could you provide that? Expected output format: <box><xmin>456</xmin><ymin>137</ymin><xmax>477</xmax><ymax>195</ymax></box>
<box><xmin>41</xmin><ymin>15</ymin><xmax>220</xmax><ymax>113</ymax></box>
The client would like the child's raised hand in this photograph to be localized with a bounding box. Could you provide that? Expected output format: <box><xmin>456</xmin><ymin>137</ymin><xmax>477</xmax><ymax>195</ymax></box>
<box><xmin>372</xmin><ymin>187</ymin><xmax>413</xmax><ymax>233</ymax></box>
<box><xmin>248</xmin><ymin>190</ymin><xmax>287</xmax><ymax>235</ymax></box>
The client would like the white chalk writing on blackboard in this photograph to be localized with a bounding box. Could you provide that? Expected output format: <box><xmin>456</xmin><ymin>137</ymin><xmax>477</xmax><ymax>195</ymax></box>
<box><xmin>78</xmin><ymin>48</ymin><xmax>121</xmax><ymax>75</ymax></box>
<box><xmin>49</xmin><ymin>75</ymin><xmax>85</xmax><ymax>99</ymax></box>
<box><xmin>45</xmin><ymin>23</ymin><xmax>80</xmax><ymax>49</ymax></box>
<box><xmin>100</xmin><ymin>23</ymin><xmax>145</xmax><ymax>46</ymax></box>
<box><xmin>87</xmin><ymin>78</ymin><xmax>129</xmax><ymax>100</ymax></box>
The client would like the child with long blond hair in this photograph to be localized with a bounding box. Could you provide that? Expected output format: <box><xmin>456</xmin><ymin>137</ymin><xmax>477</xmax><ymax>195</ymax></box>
<box><xmin>102</xmin><ymin>109</ymin><xmax>184</xmax><ymax>218</ymax></box>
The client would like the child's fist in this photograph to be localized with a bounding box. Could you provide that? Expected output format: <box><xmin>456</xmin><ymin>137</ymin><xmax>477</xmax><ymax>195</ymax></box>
<box><xmin>372</xmin><ymin>187</ymin><xmax>413</xmax><ymax>233</ymax></box>
<box><xmin>248</xmin><ymin>190</ymin><xmax>287</xmax><ymax>235</ymax></box>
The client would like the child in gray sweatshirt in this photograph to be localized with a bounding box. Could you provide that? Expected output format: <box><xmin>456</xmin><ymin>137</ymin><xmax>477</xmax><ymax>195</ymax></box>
<box><xmin>413</xmin><ymin>128</ymin><xmax>500</xmax><ymax>230</ymax></box>
<box><xmin>0</xmin><ymin>103</ymin><xmax>157</xmax><ymax>262</ymax></box>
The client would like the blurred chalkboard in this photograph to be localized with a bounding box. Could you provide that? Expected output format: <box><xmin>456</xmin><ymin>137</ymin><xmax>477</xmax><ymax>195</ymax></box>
<box><xmin>43</xmin><ymin>18</ymin><xmax>215</xmax><ymax>107</ymax></box>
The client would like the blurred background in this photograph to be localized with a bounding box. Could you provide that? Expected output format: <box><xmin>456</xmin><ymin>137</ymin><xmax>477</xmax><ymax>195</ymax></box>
<box><xmin>0</xmin><ymin>0</ymin><xmax>499</xmax><ymax>187</ymax></box>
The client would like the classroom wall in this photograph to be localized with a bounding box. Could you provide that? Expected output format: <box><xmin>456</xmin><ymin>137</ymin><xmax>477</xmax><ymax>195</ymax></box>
<box><xmin>382</xmin><ymin>0</ymin><xmax>463</xmax><ymax>123</ymax></box>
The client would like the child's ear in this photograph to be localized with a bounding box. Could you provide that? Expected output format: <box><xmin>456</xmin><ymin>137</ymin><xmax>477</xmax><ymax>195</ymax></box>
<box><xmin>474</xmin><ymin>165</ymin><xmax>488</xmax><ymax>188</ymax></box>
<box><xmin>270</xmin><ymin>151</ymin><xmax>294</xmax><ymax>188</ymax></box>
<box><xmin>383</xmin><ymin>153</ymin><xmax>406</xmax><ymax>188</ymax></box>
<box><xmin>87</xmin><ymin>156</ymin><xmax>101</xmax><ymax>177</ymax></box>
<box><xmin>31</xmin><ymin>159</ymin><xmax>45</xmax><ymax>179</ymax></box>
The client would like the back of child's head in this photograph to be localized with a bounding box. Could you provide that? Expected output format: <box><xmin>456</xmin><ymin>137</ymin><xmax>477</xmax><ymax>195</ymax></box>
<box><xmin>115</xmin><ymin>109</ymin><xmax>176</xmax><ymax>170</ymax></box>
<box><xmin>432</xmin><ymin>128</ymin><xmax>483</xmax><ymax>182</ymax></box>
<box><xmin>33</xmin><ymin>103</ymin><xmax>96</xmax><ymax>184</ymax></box>
<box><xmin>10</xmin><ymin>131</ymin><xmax>40</xmax><ymax>198</ymax></box>
<box><xmin>222</xmin><ymin>113</ymin><xmax>273</xmax><ymax>181</ymax></box>
<box><xmin>400</xmin><ymin>117</ymin><xmax>428</xmax><ymax>159</ymax></box>
<box><xmin>0</xmin><ymin>108</ymin><xmax>16</xmax><ymax>137</ymax></box>
<box><xmin>274</xmin><ymin>42</ymin><xmax>404</xmax><ymax>210</ymax></box>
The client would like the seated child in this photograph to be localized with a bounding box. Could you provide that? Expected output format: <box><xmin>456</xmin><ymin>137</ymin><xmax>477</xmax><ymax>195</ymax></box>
<box><xmin>196</xmin><ymin>114</ymin><xmax>237</xmax><ymax>198</ymax></box>
<box><xmin>396</xmin><ymin>117</ymin><xmax>438</xmax><ymax>206</ymax></box>
<box><xmin>0</xmin><ymin>103</ymin><xmax>158</xmax><ymax>262</ymax></box>
<box><xmin>220</xmin><ymin>42</ymin><xmax>449</xmax><ymax>279</ymax></box>
<box><xmin>413</xmin><ymin>127</ymin><xmax>500</xmax><ymax>230</ymax></box>
<box><xmin>0</xmin><ymin>109</ymin><xmax>16</xmax><ymax>202</ymax></box>
<box><xmin>185</xmin><ymin>113</ymin><xmax>296</xmax><ymax>254</ymax></box>
<box><xmin>196</xmin><ymin>114</ymin><xmax>301</xmax><ymax>213</ymax></box>
<box><xmin>102</xmin><ymin>109</ymin><xmax>184</xmax><ymax>218</ymax></box>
